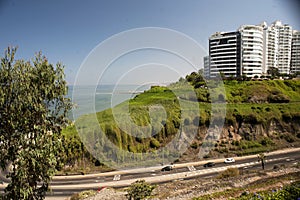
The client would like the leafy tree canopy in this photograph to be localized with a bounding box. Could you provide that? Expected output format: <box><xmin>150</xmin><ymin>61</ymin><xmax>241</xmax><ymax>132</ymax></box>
<box><xmin>0</xmin><ymin>47</ymin><xmax>72</xmax><ymax>199</ymax></box>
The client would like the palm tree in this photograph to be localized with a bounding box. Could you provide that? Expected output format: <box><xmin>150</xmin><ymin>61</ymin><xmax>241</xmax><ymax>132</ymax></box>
<box><xmin>258</xmin><ymin>153</ymin><xmax>266</xmax><ymax>170</ymax></box>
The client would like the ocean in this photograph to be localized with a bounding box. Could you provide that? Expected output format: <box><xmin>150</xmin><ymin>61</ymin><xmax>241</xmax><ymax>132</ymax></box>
<box><xmin>67</xmin><ymin>84</ymin><xmax>151</xmax><ymax>120</ymax></box>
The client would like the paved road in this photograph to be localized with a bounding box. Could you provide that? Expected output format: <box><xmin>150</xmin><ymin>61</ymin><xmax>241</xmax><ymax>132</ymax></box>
<box><xmin>1</xmin><ymin>148</ymin><xmax>299</xmax><ymax>199</ymax></box>
<box><xmin>47</xmin><ymin>148</ymin><xmax>300</xmax><ymax>197</ymax></box>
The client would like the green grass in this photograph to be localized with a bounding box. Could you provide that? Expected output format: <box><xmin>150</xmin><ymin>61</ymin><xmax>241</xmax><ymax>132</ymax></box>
<box><xmin>63</xmin><ymin>79</ymin><xmax>300</xmax><ymax>142</ymax></box>
<box><xmin>60</xmin><ymin>79</ymin><xmax>300</xmax><ymax>169</ymax></box>
<box><xmin>223</xmin><ymin>80</ymin><xmax>300</xmax><ymax>103</ymax></box>
<box><xmin>65</xmin><ymin>79</ymin><xmax>300</xmax><ymax>137</ymax></box>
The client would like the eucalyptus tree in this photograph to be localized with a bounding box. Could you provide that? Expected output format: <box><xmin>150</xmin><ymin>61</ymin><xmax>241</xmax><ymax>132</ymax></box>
<box><xmin>0</xmin><ymin>47</ymin><xmax>72</xmax><ymax>199</ymax></box>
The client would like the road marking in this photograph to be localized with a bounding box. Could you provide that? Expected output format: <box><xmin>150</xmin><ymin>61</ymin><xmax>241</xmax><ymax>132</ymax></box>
<box><xmin>113</xmin><ymin>174</ymin><xmax>121</xmax><ymax>181</ymax></box>
<box><xmin>187</xmin><ymin>166</ymin><xmax>196</xmax><ymax>171</ymax></box>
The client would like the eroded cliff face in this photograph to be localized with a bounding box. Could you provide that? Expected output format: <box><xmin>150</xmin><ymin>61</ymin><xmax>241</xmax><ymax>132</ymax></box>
<box><xmin>219</xmin><ymin>117</ymin><xmax>300</xmax><ymax>141</ymax></box>
<box><xmin>240</xmin><ymin>118</ymin><xmax>299</xmax><ymax>139</ymax></box>
<box><xmin>180</xmin><ymin>117</ymin><xmax>300</xmax><ymax>162</ymax></box>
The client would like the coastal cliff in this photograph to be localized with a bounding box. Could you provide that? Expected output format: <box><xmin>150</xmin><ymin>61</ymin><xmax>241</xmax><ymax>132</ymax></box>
<box><xmin>62</xmin><ymin>77</ymin><xmax>300</xmax><ymax>168</ymax></box>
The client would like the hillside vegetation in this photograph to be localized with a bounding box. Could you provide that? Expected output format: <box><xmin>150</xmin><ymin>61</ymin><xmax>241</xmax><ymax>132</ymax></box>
<box><xmin>60</xmin><ymin>72</ymin><xmax>300</xmax><ymax>171</ymax></box>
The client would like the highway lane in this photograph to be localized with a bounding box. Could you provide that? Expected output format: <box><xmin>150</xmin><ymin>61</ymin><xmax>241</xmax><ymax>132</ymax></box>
<box><xmin>47</xmin><ymin>153</ymin><xmax>299</xmax><ymax>197</ymax></box>
<box><xmin>48</xmin><ymin>148</ymin><xmax>300</xmax><ymax>186</ymax></box>
<box><xmin>45</xmin><ymin>151</ymin><xmax>300</xmax><ymax>197</ymax></box>
<box><xmin>1</xmin><ymin>148</ymin><xmax>299</xmax><ymax>198</ymax></box>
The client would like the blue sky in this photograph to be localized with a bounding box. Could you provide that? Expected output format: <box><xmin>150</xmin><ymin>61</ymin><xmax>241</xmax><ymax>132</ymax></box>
<box><xmin>0</xmin><ymin>0</ymin><xmax>299</xmax><ymax>85</ymax></box>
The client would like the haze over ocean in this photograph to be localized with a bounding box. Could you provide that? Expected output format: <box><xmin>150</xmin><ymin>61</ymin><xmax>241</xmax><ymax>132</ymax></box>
<box><xmin>68</xmin><ymin>84</ymin><xmax>151</xmax><ymax>120</ymax></box>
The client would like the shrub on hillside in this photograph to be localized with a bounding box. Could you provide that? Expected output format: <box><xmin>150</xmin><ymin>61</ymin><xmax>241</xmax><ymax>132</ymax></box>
<box><xmin>243</xmin><ymin>114</ymin><xmax>259</xmax><ymax>124</ymax></box>
<box><xmin>282</xmin><ymin>113</ymin><xmax>292</xmax><ymax>121</ymax></box>
<box><xmin>236</xmin><ymin>181</ymin><xmax>300</xmax><ymax>200</ymax></box>
<box><xmin>260</xmin><ymin>137</ymin><xmax>274</xmax><ymax>146</ymax></box>
<box><xmin>282</xmin><ymin>134</ymin><xmax>295</xmax><ymax>143</ymax></box>
<box><xmin>126</xmin><ymin>180</ymin><xmax>156</xmax><ymax>200</ymax></box>
<box><xmin>150</xmin><ymin>138</ymin><xmax>160</xmax><ymax>148</ymax></box>
<box><xmin>190</xmin><ymin>142</ymin><xmax>198</xmax><ymax>149</ymax></box>
<box><xmin>70</xmin><ymin>190</ymin><xmax>97</xmax><ymax>200</ymax></box>
<box><xmin>217</xmin><ymin>168</ymin><xmax>239</xmax><ymax>179</ymax></box>
<box><xmin>267</xmin><ymin>93</ymin><xmax>290</xmax><ymax>103</ymax></box>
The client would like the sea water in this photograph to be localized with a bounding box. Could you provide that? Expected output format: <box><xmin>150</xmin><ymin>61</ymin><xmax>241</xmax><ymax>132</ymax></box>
<box><xmin>67</xmin><ymin>84</ymin><xmax>150</xmax><ymax>120</ymax></box>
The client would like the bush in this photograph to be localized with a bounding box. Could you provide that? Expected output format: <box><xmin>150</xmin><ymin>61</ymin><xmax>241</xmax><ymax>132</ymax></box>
<box><xmin>234</xmin><ymin>181</ymin><xmax>300</xmax><ymax>200</ymax></box>
<box><xmin>283</xmin><ymin>134</ymin><xmax>295</xmax><ymax>143</ymax></box>
<box><xmin>243</xmin><ymin>114</ymin><xmax>259</xmax><ymax>124</ymax></box>
<box><xmin>265</xmin><ymin>107</ymin><xmax>271</xmax><ymax>112</ymax></box>
<box><xmin>217</xmin><ymin>168</ymin><xmax>239</xmax><ymax>179</ymax></box>
<box><xmin>190</xmin><ymin>142</ymin><xmax>198</xmax><ymax>149</ymax></box>
<box><xmin>282</xmin><ymin>113</ymin><xmax>292</xmax><ymax>121</ymax></box>
<box><xmin>150</xmin><ymin>138</ymin><xmax>160</xmax><ymax>148</ymax></box>
<box><xmin>70</xmin><ymin>190</ymin><xmax>97</xmax><ymax>200</ymax></box>
<box><xmin>273</xmin><ymin>164</ymin><xmax>280</xmax><ymax>170</ymax></box>
<box><xmin>267</xmin><ymin>93</ymin><xmax>290</xmax><ymax>103</ymax></box>
<box><xmin>225</xmin><ymin>117</ymin><xmax>235</xmax><ymax>126</ymax></box>
<box><xmin>126</xmin><ymin>180</ymin><xmax>156</xmax><ymax>200</ymax></box>
<box><xmin>232</xmin><ymin>140</ymin><xmax>240</xmax><ymax>146</ymax></box>
<box><xmin>260</xmin><ymin>137</ymin><xmax>274</xmax><ymax>146</ymax></box>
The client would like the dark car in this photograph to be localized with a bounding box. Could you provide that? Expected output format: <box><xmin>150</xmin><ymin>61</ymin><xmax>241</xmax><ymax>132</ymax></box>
<box><xmin>203</xmin><ymin>162</ymin><xmax>215</xmax><ymax>168</ymax></box>
<box><xmin>161</xmin><ymin>165</ymin><xmax>173</xmax><ymax>171</ymax></box>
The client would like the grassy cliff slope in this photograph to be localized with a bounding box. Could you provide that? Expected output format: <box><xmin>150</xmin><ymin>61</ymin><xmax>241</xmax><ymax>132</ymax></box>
<box><xmin>62</xmin><ymin>76</ymin><xmax>300</xmax><ymax>168</ymax></box>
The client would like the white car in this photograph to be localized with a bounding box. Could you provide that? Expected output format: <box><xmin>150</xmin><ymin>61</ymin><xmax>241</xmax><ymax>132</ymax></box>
<box><xmin>224</xmin><ymin>158</ymin><xmax>235</xmax><ymax>163</ymax></box>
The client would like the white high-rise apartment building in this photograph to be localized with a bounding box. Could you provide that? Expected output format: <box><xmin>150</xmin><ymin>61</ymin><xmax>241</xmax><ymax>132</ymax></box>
<box><xmin>291</xmin><ymin>30</ymin><xmax>300</xmax><ymax>74</ymax></box>
<box><xmin>262</xmin><ymin>22</ymin><xmax>279</xmax><ymax>74</ymax></box>
<box><xmin>264</xmin><ymin>21</ymin><xmax>292</xmax><ymax>74</ymax></box>
<box><xmin>277</xmin><ymin>21</ymin><xmax>293</xmax><ymax>74</ymax></box>
<box><xmin>239</xmin><ymin>25</ymin><xmax>264</xmax><ymax>77</ymax></box>
<box><xmin>205</xmin><ymin>20</ymin><xmax>299</xmax><ymax>78</ymax></box>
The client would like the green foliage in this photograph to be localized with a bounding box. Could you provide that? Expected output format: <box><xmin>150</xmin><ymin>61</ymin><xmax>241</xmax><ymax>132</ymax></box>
<box><xmin>70</xmin><ymin>190</ymin><xmax>97</xmax><ymax>200</ymax></box>
<box><xmin>126</xmin><ymin>180</ymin><xmax>156</xmax><ymax>200</ymax></box>
<box><xmin>223</xmin><ymin>79</ymin><xmax>300</xmax><ymax>103</ymax></box>
<box><xmin>267</xmin><ymin>67</ymin><xmax>280</xmax><ymax>77</ymax></box>
<box><xmin>0</xmin><ymin>47</ymin><xmax>72</xmax><ymax>199</ymax></box>
<box><xmin>150</xmin><ymin>138</ymin><xmax>160</xmax><ymax>148</ymax></box>
<box><xmin>190</xmin><ymin>142</ymin><xmax>198</xmax><ymax>149</ymax></box>
<box><xmin>260</xmin><ymin>137</ymin><xmax>274</xmax><ymax>146</ymax></box>
<box><xmin>193</xmin><ymin>179</ymin><xmax>300</xmax><ymax>200</ymax></box>
<box><xmin>61</xmin><ymin>71</ymin><xmax>300</xmax><ymax>169</ymax></box>
<box><xmin>185</xmin><ymin>71</ymin><xmax>205</xmax><ymax>88</ymax></box>
<box><xmin>217</xmin><ymin>168</ymin><xmax>239</xmax><ymax>179</ymax></box>
<box><xmin>195</xmin><ymin>88</ymin><xmax>210</xmax><ymax>102</ymax></box>
<box><xmin>236</xmin><ymin>181</ymin><xmax>300</xmax><ymax>200</ymax></box>
<box><xmin>268</xmin><ymin>92</ymin><xmax>290</xmax><ymax>103</ymax></box>
<box><xmin>93</xmin><ymin>85</ymin><xmax>182</xmax><ymax>155</ymax></box>
<box><xmin>282</xmin><ymin>134</ymin><xmax>296</xmax><ymax>143</ymax></box>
